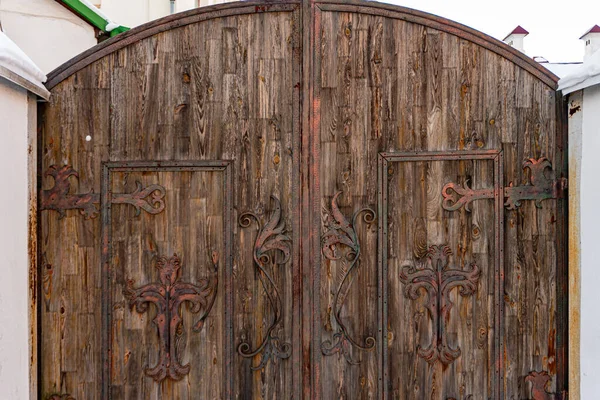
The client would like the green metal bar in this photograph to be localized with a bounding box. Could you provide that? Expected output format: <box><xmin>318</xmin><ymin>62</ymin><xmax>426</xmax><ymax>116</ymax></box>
<box><xmin>109</xmin><ymin>26</ymin><xmax>130</xmax><ymax>37</ymax></box>
<box><xmin>59</xmin><ymin>0</ymin><xmax>129</xmax><ymax>36</ymax></box>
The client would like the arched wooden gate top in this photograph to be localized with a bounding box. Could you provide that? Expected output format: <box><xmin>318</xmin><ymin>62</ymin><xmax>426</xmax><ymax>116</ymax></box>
<box><xmin>38</xmin><ymin>1</ymin><xmax>568</xmax><ymax>399</ymax></box>
<box><xmin>46</xmin><ymin>0</ymin><xmax>558</xmax><ymax>90</ymax></box>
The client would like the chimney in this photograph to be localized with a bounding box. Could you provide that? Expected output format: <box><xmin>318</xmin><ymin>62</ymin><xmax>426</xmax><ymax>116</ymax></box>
<box><xmin>581</xmin><ymin>25</ymin><xmax>600</xmax><ymax>62</ymax></box>
<box><xmin>503</xmin><ymin>26</ymin><xmax>529</xmax><ymax>53</ymax></box>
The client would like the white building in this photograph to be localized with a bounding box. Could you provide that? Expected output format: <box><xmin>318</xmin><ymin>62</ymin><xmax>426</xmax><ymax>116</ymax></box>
<box><xmin>580</xmin><ymin>24</ymin><xmax>600</xmax><ymax>62</ymax></box>
<box><xmin>503</xmin><ymin>25</ymin><xmax>583</xmax><ymax>78</ymax></box>
<box><xmin>0</xmin><ymin>0</ymin><xmax>97</xmax><ymax>73</ymax></box>
<box><xmin>559</xmin><ymin>47</ymin><xmax>600</xmax><ymax>400</ymax></box>
<box><xmin>0</xmin><ymin>31</ymin><xmax>49</xmax><ymax>399</ymax></box>
<box><xmin>96</xmin><ymin>0</ymin><xmax>233</xmax><ymax>29</ymax></box>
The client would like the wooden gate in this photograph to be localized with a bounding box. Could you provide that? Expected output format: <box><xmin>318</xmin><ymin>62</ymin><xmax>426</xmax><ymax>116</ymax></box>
<box><xmin>37</xmin><ymin>1</ymin><xmax>568</xmax><ymax>399</ymax></box>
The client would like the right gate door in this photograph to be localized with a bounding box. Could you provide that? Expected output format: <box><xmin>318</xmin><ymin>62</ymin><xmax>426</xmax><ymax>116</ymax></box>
<box><xmin>310</xmin><ymin>3</ymin><xmax>567</xmax><ymax>400</ymax></box>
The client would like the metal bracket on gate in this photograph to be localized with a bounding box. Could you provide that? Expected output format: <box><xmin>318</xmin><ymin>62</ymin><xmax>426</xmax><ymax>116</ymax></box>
<box><xmin>441</xmin><ymin>157</ymin><xmax>567</xmax><ymax>212</ymax></box>
<box><xmin>526</xmin><ymin>371</ymin><xmax>567</xmax><ymax>400</ymax></box>
<box><xmin>41</xmin><ymin>165</ymin><xmax>166</xmax><ymax>218</ymax></box>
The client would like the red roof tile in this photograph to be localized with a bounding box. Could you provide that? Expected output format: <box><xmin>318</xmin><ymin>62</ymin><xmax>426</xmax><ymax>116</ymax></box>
<box><xmin>503</xmin><ymin>26</ymin><xmax>529</xmax><ymax>41</ymax></box>
<box><xmin>580</xmin><ymin>25</ymin><xmax>600</xmax><ymax>39</ymax></box>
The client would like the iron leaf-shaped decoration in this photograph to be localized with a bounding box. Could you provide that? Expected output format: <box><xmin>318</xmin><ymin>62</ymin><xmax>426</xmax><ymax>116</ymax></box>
<box><xmin>399</xmin><ymin>245</ymin><xmax>480</xmax><ymax>365</ymax></box>
<box><xmin>238</xmin><ymin>196</ymin><xmax>292</xmax><ymax>370</ymax></box>
<box><xmin>321</xmin><ymin>191</ymin><xmax>376</xmax><ymax>364</ymax></box>
<box><xmin>123</xmin><ymin>252</ymin><xmax>218</xmax><ymax>382</ymax></box>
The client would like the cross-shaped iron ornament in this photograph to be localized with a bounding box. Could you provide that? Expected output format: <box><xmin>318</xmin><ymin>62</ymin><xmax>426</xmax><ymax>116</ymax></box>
<box><xmin>124</xmin><ymin>252</ymin><xmax>219</xmax><ymax>382</ymax></box>
<box><xmin>399</xmin><ymin>245</ymin><xmax>480</xmax><ymax>365</ymax></box>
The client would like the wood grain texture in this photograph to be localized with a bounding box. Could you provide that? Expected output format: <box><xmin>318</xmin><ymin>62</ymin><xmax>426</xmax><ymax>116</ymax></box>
<box><xmin>314</xmin><ymin>7</ymin><xmax>565</xmax><ymax>400</ymax></box>
<box><xmin>39</xmin><ymin>7</ymin><xmax>301</xmax><ymax>400</ymax></box>
<box><xmin>38</xmin><ymin>1</ymin><xmax>566</xmax><ymax>399</ymax></box>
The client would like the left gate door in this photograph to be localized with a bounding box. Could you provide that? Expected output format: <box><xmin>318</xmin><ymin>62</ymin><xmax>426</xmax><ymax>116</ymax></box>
<box><xmin>38</xmin><ymin>4</ymin><xmax>301</xmax><ymax>399</ymax></box>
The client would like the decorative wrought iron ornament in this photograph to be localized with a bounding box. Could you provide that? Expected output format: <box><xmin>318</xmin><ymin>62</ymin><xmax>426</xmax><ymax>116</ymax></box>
<box><xmin>320</xmin><ymin>192</ymin><xmax>376</xmax><ymax>364</ymax></box>
<box><xmin>441</xmin><ymin>157</ymin><xmax>566</xmax><ymax>212</ymax></box>
<box><xmin>124</xmin><ymin>252</ymin><xmax>219</xmax><ymax>382</ymax></box>
<box><xmin>525</xmin><ymin>371</ymin><xmax>567</xmax><ymax>400</ymax></box>
<box><xmin>41</xmin><ymin>165</ymin><xmax>99</xmax><ymax>218</ymax></box>
<box><xmin>399</xmin><ymin>245</ymin><xmax>480</xmax><ymax>365</ymax></box>
<box><xmin>504</xmin><ymin>158</ymin><xmax>563</xmax><ymax>210</ymax></box>
<box><xmin>46</xmin><ymin>395</ymin><xmax>75</xmax><ymax>400</ymax></box>
<box><xmin>41</xmin><ymin>165</ymin><xmax>166</xmax><ymax>218</ymax></box>
<box><xmin>441</xmin><ymin>182</ymin><xmax>493</xmax><ymax>212</ymax></box>
<box><xmin>238</xmin><ymin>196</ymin><xmax>292</xmax><ymax>370</ymax></box>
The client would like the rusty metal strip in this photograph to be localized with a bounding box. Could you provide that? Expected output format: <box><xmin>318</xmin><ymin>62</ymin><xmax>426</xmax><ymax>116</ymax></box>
<box><xmin>320</xmin><ymin>192</ymin><xmax>376</xmax><ymax>364</ymax></box>
<box><xmin>237</xmin><ymin>196</ymin><xmax>292</xmax><ymax>370</ymax></box>
<box><xmin>310</xmin><ymin>5</ymin><xmax>324</xmax><ymax>398</ymax></box>
<box><xmin>495</xmin><ymin>151</ymin><xmax>505</xmax><ymax>400</ymax></box>
<box><xmin>41</xmin><ymin>164</ymin><xmax>166</xmax><ymax>218</ymax></box>
<box><xmin>123</xmin><ymin>253</ymin><xmax>218</xmax><ymax>382</ymax></box>
<box><xmin>378</xmin><ymin>153</ymin><xmax>389</xmax><ymax>399</ymax></box>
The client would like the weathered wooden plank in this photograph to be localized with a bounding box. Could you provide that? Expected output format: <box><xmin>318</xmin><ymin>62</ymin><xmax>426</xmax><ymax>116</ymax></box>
<box><xmin>39</xmin><ymin>4</ymin><xmax>565</xmax><ymax>400</ymax></box>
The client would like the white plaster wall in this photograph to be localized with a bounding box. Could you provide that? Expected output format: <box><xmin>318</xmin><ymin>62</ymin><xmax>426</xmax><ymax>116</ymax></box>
<box><xmin>100</xmin><ymin>0</ymin><xmax>170</xmax><ymax>28</ymax></box>
<box><xmin>580</xmin><ymin>83</ymin><xmax>600</xmax><ymax>398</ymax></box>
<box><xmin>176</xmin><ymin>0</ymin><xmax>197</xmax><ymax>13</ymax></box>
<box><xmin>0</xmin><ymin>0</ymin><xmax>97</xmax><ymax>73</ymax></box>
<box><xmin>98</xmin><ymin>0</ymin><xmax>234</xmax><ymax>29</ymax></box>
<box><xmin>0</xmin><ymin>79</ymin><xmax>30</xmax><ymax>399</ymax></box>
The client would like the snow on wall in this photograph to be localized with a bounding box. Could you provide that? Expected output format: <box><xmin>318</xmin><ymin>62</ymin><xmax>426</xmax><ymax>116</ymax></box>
<box><xmin>0</xmin><ymin>32</ymin><xmax>47</xmax><ymax>89</ymax></box>
<box><xmin>559</xmin><ymin>49</ymin><xmax>600</xmax><ymax>94</ymax></box>
<box><xmin>0</xmin><ymin>0</ymin><xmax>97</xmax><ymax>73</ymax></box>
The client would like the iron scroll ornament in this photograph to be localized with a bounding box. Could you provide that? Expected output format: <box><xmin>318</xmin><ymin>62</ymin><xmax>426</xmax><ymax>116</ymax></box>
<box><xmin>321</xmin><ymin>192</ymin><xmax>376</xmax><ymax>364</ymax></box>
<box><xmin>238</xmin><ymin>196</ymin><xmax>292</xmax><ymax>370</ymax></box>
<box><xmin>123</xmin><ymin>252</ymin><xmax>219</xmax><ymax>382</ymax></box>
<box><xmin>525</xmin><ymin>371</ymin><xmax>567</xmax><ymax>400</ymax></box>
<box><xmin>441</xmin><ymin>157</ymin><xmax>567</xmax><ymax>212</ymax></box>
<box><xmin>41</xmin><ymin>165</ymin><xmax>166</xmax><ymax>218</ymax></box>
<box><xmin>399</xmin><ymin>245</ymin><xmax>480</xmax><ymax>365</ymax></box>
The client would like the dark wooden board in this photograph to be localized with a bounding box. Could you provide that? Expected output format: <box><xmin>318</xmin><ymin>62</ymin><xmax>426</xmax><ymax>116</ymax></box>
<box><xmin>38</xmin><ymin>1</ymin><xmax>566</xmax><ymax>399</ymax></box>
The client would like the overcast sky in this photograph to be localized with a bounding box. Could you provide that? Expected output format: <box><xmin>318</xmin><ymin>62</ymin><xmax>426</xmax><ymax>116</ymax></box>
<box><xmin>383</xmin><ymin>0</ymin><xmax>599</xmax><ymax>63</ymax></box>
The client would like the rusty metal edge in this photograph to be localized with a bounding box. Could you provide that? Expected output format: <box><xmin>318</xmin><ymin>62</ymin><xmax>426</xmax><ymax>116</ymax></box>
<box><xmin>566</xmin><ymin>92</ymin><xmax>580</xmax><ymax>399</ymax></box>
<box><xmin>315</xmin><ymin>0</ymin><xmax>558</xmax><ymax>90</ymax></box>
<box><xmin>555</xmin><ymin>92</ymin><xmax>570</xmax><ymax>395</ymax></box>
<box><xmin>495</xmin><ymin>151</ymin><xmax>505</xmax><ymax>399</ymax></box>
<box><xmin>45</xmin><ymin>1</ymin><xmax>300</xmax><ymax>90</ymax></box>
<box><xmin>100</xmin><ymin>161</ymin><xmax>233</xmax><ymax>399</ymax></box>
<box><xmin>30</xmin><ymin>93</ymin><xmax>40</xmax><ymax>399</ymax></box>
<box><xmin>290</xmin><ymin>5</ymin><xmax>304</xmax><ymax>398</ymax></box>
<box><xmin>309</xmin><ymin>3</ymin><xmax>322</xmax><ymax>398</ymax></box>
<box><xmin>378</xmin><ymin>154</ymin><xmax>387</xmax><ymax>400</ymax></box>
